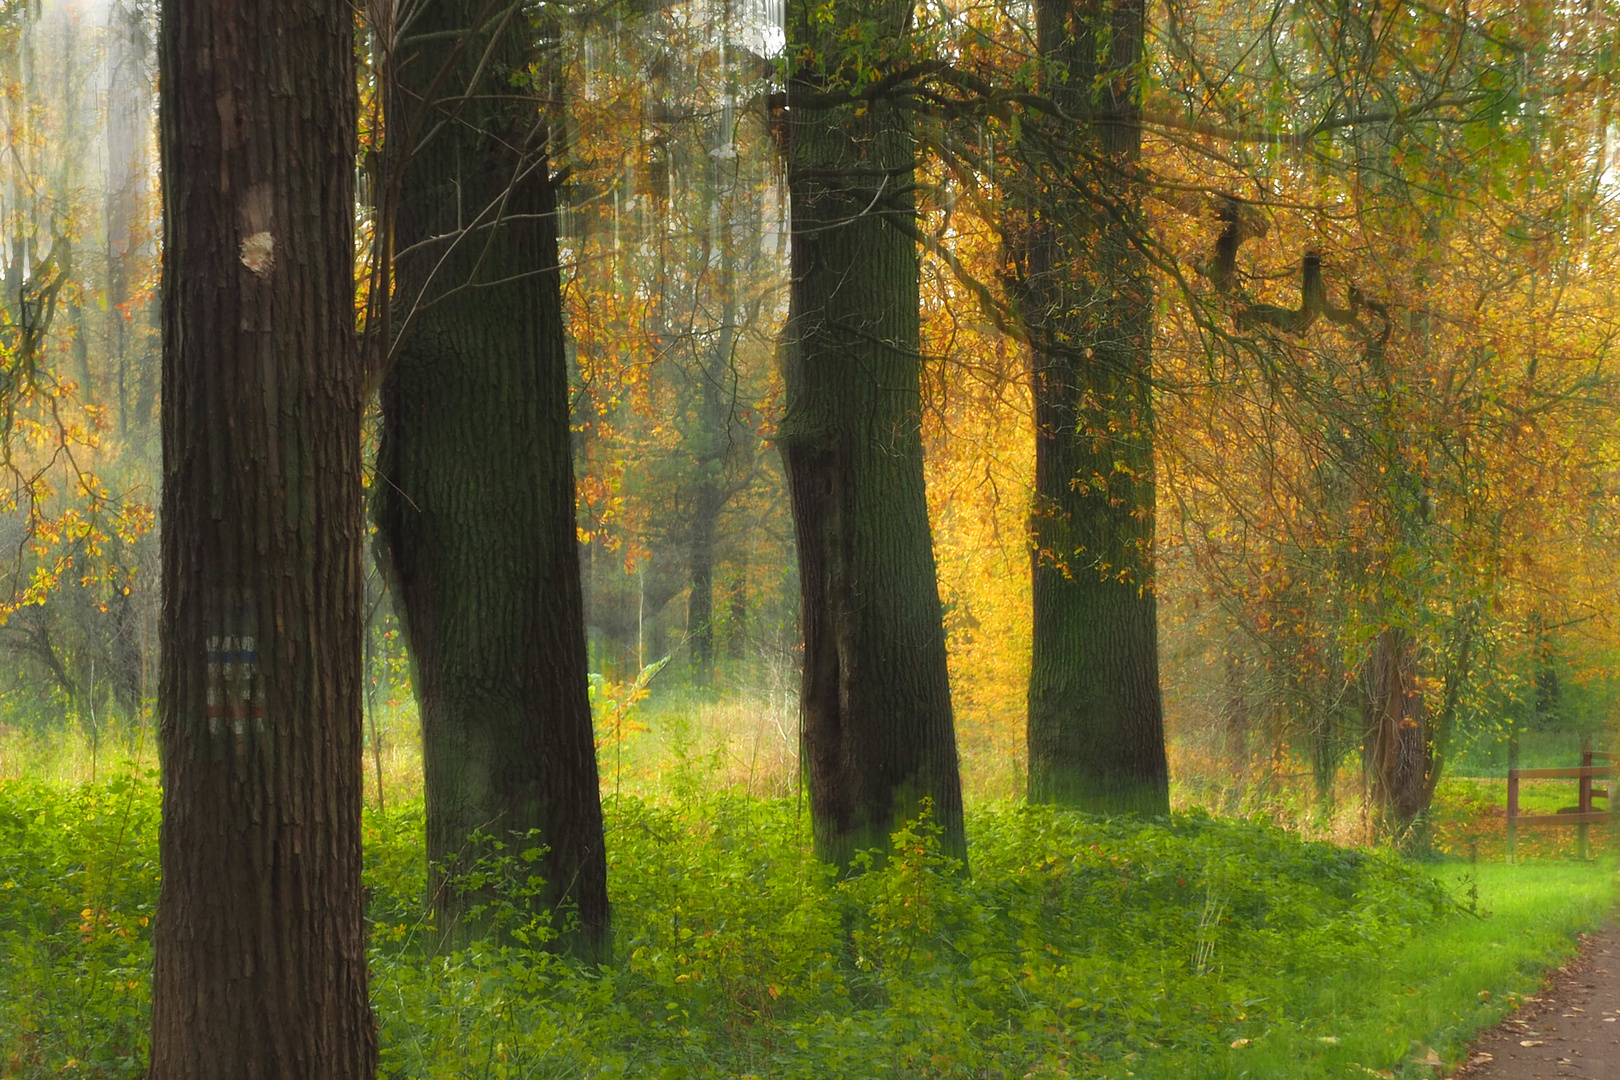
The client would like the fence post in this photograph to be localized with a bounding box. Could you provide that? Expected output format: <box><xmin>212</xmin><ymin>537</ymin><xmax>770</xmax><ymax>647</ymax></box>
<box><xmin>1507</xmin><ymin>769</ymin><xmax>1519</xmax><ymax>864</ymax></box>
<box><xmin>1579</xmin><ymin>747</ymin><xmax>1594</xmax><ymax>860</ymax></box>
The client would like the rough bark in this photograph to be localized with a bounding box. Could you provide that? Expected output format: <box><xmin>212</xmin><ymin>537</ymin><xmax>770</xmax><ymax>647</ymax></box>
<box><xmin>150</xmin><ymin>0</ymin><xmax>375</xmax><ymax>1076</ymax></box>
<box><xmin>1012</xmin><ymin>0</ymin><xmax>1169</xmax><ymax>814</ymax></box>
<box><xmin>1361</xmin><ymin>626</ymin><xmax>1429</xmax><ymax>827</ymax></box>
<box><xmin>781</xmin><ymin>0</ymin><xmax>967</xmax><ymax>868</ymax></box>
<box><xmin>375</xmin><ymin>1</ymin><xmax>609</xmax><ymax>956</ymax></box>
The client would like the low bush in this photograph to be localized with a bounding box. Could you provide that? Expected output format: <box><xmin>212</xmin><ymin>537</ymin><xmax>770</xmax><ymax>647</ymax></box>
<box><xmin>0</xmin><ymin>773</ymin><xmax>158</xmax><ymax>1077</ymax></box>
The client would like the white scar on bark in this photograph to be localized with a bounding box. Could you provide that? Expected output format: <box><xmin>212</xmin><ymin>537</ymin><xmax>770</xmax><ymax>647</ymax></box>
<box><xmin>239</xmin><ymin>231</ymin><xmax>274</xmax><ymax>275</ymax></box>
<box><xmin>238</xmin><ymin>182</ymin><xmax>274</xmax><ymax>275</ymax></box>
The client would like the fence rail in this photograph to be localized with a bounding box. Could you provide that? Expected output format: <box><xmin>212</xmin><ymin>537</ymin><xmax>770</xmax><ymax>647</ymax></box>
<box><xmin>1506</xmin><ymin>750</ymin><xmax>1612</xmax><ymax>861</ymax></box>
<box><xmin>1514</xmin><ymin>767</ymin><xmax>1611</xmax><ymax>779</ymax></box>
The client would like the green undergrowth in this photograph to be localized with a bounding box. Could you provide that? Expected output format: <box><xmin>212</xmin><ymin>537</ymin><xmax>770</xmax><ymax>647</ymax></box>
<box><xmin>1</xmin><ymin>772</ymin><xmax>1614</xmax><ymax>1079</ymax></box>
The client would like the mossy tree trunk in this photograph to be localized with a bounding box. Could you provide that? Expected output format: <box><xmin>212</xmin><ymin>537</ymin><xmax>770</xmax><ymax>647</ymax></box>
<box><xmin>781</xmin><ymin>0</ymin><xmax>967</xmax><ymax>868</ymax></box>
<box><xmin>1010</xmin><ymin>0</ymin><xmax>1169</xmax><ymax>816</ymax></box>
<box><xmin>375</xmin><ymin>1</ymin><xmax>609</xmax><ymax>957</ymax></box>
<box><xmin>150</xmin><ymin>0</ymin><xmax>375</xmax><ymax>1075</ymax></box>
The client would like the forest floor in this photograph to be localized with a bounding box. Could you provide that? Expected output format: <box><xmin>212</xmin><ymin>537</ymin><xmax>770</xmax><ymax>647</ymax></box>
<box><xmin>4</xmin><ymin>728</ymin><xmax>1620</xmax><ymax>1079</ymax></box>
<box><xmin>1454</xmin><ymin>921</ymin><xmax>1620</xmax><ymax>1080</ymax></box>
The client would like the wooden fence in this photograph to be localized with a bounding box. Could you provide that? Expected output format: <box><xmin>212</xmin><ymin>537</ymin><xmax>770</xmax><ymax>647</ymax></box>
<box><xmin>1506</xmin><ymin>750</ymin><xmax>1612</xmax><ymax>861</ymax></box>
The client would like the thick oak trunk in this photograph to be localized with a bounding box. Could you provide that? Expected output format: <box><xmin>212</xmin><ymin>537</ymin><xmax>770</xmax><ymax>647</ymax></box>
<box><xmin>150</xmin><ymin>0</ymin><xmax>375</xmax><ymax>1077</ymax></box>
<box><xmin>1015</xmin><ymin>0</ymin><xmax>1169</xmax><ymax>815</ymax></box>
<box><xmin>781</xmin><ymin>2</ymin><xmax>967</xmax><ymax>868</ymax></box>
<box><xmin>375</xmin><ymin>3</ymin><xmax>609</xmax><ymax>956</ymax></box>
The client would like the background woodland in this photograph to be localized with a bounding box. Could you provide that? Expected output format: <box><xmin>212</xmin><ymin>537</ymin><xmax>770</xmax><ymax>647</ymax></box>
<box><xmin>0</xmin><ymin>0</ymin><xmax>1614</xmax><ymax>838</ymax></box>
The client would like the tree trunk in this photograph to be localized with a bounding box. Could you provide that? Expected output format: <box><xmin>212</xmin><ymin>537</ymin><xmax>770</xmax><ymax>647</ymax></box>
<box><xmin>683</xmin><ymin>108</ymin><xmax>752</xmax><ymax>690</ymax></box>
<box><xmin>1532</xmin><ymin>614</ymin><xmax>1560</xmax><ymax>727</ymax></box>
<box><xmin>150</xmin><ymin>0</ymin><xmax>375</xmax><ymax>1077</ymax></box>
<box><xmin>687</xmin><ymin>503</ymin><xmax>719</xmax><ymax>685</ymax></box>
<box><xmin>726</xmin><ymin>563</ymin><xmax>748</xmax><ymax>664</ymax></box>
<box><xmin>106</xmin><ymin>0</ymin><xmax>150</xmax><ymax>432</ymax></box>
<box><xmin>684</xmin><ymin>305</ymin><xmax>734</xmax><ymax>689</ymax></box>
<box><xmin>1221</xmin><ymin>651</ymin><xmax>1248</xmax><ymax>811</ymax></box>
<box><xmin>375</xmin><ymin>3</ymin><xmax>609</xmax><ymax>957</ymax></box>
<box><xmin>1361</xmin><ymin>626</ymin><xmax>1430</xmax><ymax>828</ymax></box>
<box><xmin>111</xmin><ymin>585</ymin><xmax>143</xmax><ymax>720</ymax></box>
<box><xmin>1308</xmin><ymin>700</ymin><xmax>1342</xmax><ymax>809</ymax></box>
<box><xmin>781</xmin><ymin>0</ymin><xmax>967</xmax><ymax>868</ymax></box>
<box><xmin>1014</xmin><ymin>0</ymin><xmax>1169</xmax><ymax>815</ymax></box>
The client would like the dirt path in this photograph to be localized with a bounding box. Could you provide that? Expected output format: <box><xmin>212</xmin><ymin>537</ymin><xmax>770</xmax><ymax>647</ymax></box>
<box><xmin>1453</xmin><ymin>925</ymin><xmax>1620</xmax><ymax>1079</ymax></box>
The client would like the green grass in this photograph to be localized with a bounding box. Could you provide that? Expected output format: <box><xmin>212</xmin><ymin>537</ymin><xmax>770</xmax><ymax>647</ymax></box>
<box><xmin>2</xmin><ymin>772</ymin><xmax>1615</xmax><ymax>1079</ymax></box>
<box><xmin>1136</xmin><ymin>861</ymin><xmax>1617</xmax><ymax>1079</ymax></box>
<box><xmin>1438</xmin><ymin>775</ymin><xmax>1609</xmax><ymax>816</ymax></box>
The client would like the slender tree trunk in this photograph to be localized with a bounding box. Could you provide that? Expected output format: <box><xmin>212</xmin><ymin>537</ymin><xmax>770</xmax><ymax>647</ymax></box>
<box><xmin>1532</xmin><ymin>614</ymin><xmax>1560</xmax><ymax>727</ymax></box>
<box><xmin>1422</xmin><ymin>620</ymin><xmax>1474</xmax><ymax>809</ymax></box>
<box><xmin>70</xmin><ymin>298</ymin><xmax>91</xmax><ymax>405</ymax></box>
<box><xmin>726</xmin><ymin>563</ymin><xmax>748</xmax><ymax>664</ymax></box>
<box><xmin>688</xmin><ymin>504</ymin><xmax>719</xmax><ymax>684</ymax></box>
<box><xmin>685</xmin><ymin>308</ymin><xmax>735</xmax><ymax>687</ymax></box>
<box><xmin>375</xmin><ymin>2</ymin><xmax>609</xmax><ymax>956</ymax></box>
<box><xmin>106</xmin><ymin>0</ymin><xmax>149</xmax><ymax>431</ymax></box>
<box><xmin>58</xmin><ymin>21</ymin><xmax>93</xmax><ymax>410</ymax></box>
<box><xmin>1221</xmin><ymin>651</ymin><xmax>1248</xmax><ymax>811</ymax></box>
<box><xmin>781</xmin><ymin>0</ymin><xmax>967</xmax><ymax>868</ymax></box>
<box><xmin>685</xmin><ymin>109</ymin><xmax>750</xmax><ymax>689</ymax></box>
<box><xmin>1013</xmin><ymin>0</ymin><xmax>1169</xmax><ymax>815</ymax></box>
<box><xmin>112</xmin><ymin>586</ymin><xmax>143</xmax><ymax>719</ymax></box>
<box><xmin>150</xmin><ymin>0</ymin><xmax>375</xmax><ymax>1076</ymax></box>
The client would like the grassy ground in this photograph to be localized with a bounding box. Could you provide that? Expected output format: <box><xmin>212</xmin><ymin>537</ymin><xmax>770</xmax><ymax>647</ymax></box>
<box><xmin>1137</xmin><ymin>860</ymin><xmax>1617</xmax><ymax>1079</ymax></box>
<box><xmin>3</xmin><ymin>712</ymin><xmax>1615</xmax><ymax>1078</ymax></box>
<box><xmin>3</xmin><ymin>762</ymin><xmax>1616</xmax><ymax>1080</ymax></box>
